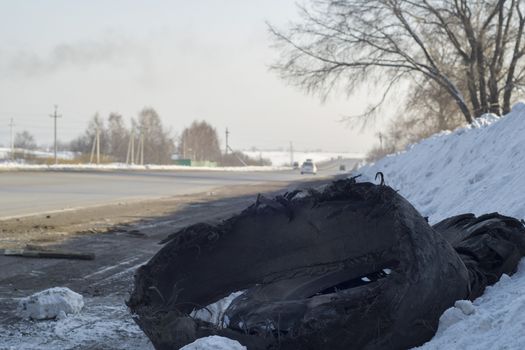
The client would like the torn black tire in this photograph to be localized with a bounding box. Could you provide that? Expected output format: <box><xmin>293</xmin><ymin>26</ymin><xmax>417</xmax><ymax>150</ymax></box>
<box><xmin>128</xmin><ymin>179</ymin><xmax>472</xmax><ymax>350</ymax></box>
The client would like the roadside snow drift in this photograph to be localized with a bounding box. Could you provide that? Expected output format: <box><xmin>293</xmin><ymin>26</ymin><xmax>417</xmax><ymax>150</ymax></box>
<box><xmin>358</xmin><ymin>102</ymin><xmax>525</xmax><ymax>349</ymax></box>
<box><xmin>17</xmin><ymin>287</ymin><xmax>84</xmax><ymax>320</ymax></box>
<box><xmin>359</xmin><ymin>103</ymin><xmax>525</xmax><ymax>224</ymax></box>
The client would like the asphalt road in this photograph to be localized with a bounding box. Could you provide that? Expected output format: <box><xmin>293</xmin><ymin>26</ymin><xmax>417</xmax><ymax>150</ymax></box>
<box><xmin>0</xmin><ymin>159</ymin><xmax>359</xmax><ymax>218</ymax></box>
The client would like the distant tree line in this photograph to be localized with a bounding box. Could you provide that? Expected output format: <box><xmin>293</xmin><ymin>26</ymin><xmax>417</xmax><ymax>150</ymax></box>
<box><xmin>7</xmin><ymin>109</ymin><xmax>270</xmax><ymax>166</ymax></box>
<box><xmin>70</xmin><ymin>107</ymin><xmax>175</xmax><ymax>164</ymax></box>
<box><xmin>67</xmin><ymin>110</ymin><xmax>270</xmax><ymax>166</ymax></box>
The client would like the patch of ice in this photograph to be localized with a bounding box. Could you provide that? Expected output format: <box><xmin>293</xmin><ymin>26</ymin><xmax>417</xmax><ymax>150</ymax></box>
<box><xmin>17</xmin><ymin>287</ymin><xmax>84</xmax><ymax>320</ymax></box>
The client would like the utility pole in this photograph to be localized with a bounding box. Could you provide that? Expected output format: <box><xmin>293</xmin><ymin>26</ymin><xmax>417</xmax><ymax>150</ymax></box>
<box><xmin>225</xmin><ymin>128</ymin><xmax>229</xmax><ymax>155</ymax></box>
<box><xmin>378</xmin><ymin>132</ymin><xmax>383</xmax><ymax>150</ymax></box>
<box><xmin>50</xmin><ymin>105</ymin><xmax>61</xmax><ymax>164</ymax></box>
<box><xmin>89</xmin><ymin>125</ymin><xmax>100</xmax><ymax>164</ymax></box>
<box><xmin>136</xmin><ymin>128</ymin><xmax>144</xmax><ymax>165</ymax></box>
<box><xmin>8</xmin><ymin>118</ymin><xmax>15</xmax><ymax>160</ymax></box>
<box><xmin>97</xmin><ymin>126</ymin><xmax>100</xmax><ymax>164</ymax></box>
<box><xmin>290</xmin><ymin>141</ymin><xmax>294</xmax><ymax>166</ymax></box>
<box><xmin>126</xmin><ymin>128</ymin><xmax>135</xmax><ymax>165</ymax></box>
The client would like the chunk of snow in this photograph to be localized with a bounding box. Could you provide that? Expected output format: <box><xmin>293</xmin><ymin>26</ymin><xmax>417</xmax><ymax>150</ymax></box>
<box><xmin>180</xmin><ymin>336</ymin><xmax>247</xmax><ymax>350</ymax></box>
<box><xmin>454</xmin><ymin>300</ymin><xmax>475</xmax><ymax>315</ymax></box>
<box><xmin>17</xmin><ymin>287</ymin><xmax>84</xmax><ymax>320</ymax></box>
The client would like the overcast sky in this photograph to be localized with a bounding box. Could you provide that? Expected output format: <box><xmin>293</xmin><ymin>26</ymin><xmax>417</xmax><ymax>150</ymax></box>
<box><xmin>0</xmin><ymin>0</ymin><xmax>386</xmax><ymax>153</ymax></box>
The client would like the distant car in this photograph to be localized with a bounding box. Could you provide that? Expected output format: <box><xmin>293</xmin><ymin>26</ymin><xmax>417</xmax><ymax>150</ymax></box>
<box><xmin>339</xmin><ymin>164</ymin><xmax>346</xmax><ymax>171</ymax></box>
<box><xmin>292</xmin><ymin>161</ymin><xmax>299</xmax><ymax>169</ymax></box>
<box><xmin>300</xmin><ymin>160</ymin><xmax>317</xmax><ymax>175</ymax></box>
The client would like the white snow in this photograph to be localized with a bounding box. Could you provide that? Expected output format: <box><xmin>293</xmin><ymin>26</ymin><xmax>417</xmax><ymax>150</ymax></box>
<box><xmin>180</xmin><ymin>336</ymin><xmax>247</xmax><ymax>350</ymax></box>
<box><xmin>16</xmin><ymin>287</ymin><xmax>84</xmax><ymax>320</ymax></box>
<box><xmin>358</xmin><ymin>102</ymin><xmax>525</xmax><ymax>223</ymax></box>
<box><xmin>414</xmin><ymin>260</ymin><xmax>525</xmax><ymax>349</ymax></box>
<box><xmin>355</xmin><ymin>102</ymin><xmax>525</xmax><ymax>349</ymax></box>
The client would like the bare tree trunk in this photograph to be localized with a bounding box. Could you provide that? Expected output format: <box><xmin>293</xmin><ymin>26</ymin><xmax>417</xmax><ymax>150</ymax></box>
<box><xmin>503</xmin><ymin>5</ymin><xmax>525</xmax><ymax>114</ymax></box>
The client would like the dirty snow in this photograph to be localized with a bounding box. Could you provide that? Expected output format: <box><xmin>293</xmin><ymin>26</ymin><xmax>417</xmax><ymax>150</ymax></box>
<box><xmin>1</xmin><ymin>296</ymin><xmax>153</xmax><ymax>350</ymax></box>
<box><xmin>16</xmin><ymin>287</ymin><xmax>84</xmax><ymax>320</ymax></box>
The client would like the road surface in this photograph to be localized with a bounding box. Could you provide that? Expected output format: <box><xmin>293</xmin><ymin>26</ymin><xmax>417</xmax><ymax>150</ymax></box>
<box><xmin>0</xmin><ymin>159</ymin><xmax>358</xmax><ymax>218</ymax></box>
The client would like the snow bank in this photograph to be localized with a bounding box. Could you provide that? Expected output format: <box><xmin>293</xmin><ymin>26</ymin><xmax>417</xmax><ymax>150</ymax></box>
<box><xmin>358</xmin><ymin>102</ymin><xmax>525</xmax><ymax>223</ymax></box>
<box><xmin>414</xmin><ymin>259</ymin><xmax>525</xmax><ymax>349</ymax></box>
<box><xmin>17</xmin><ymin>287</ymin><xmax>84</xmax><ymax>320</ymax></box>
<box><xmin>355</xmin><ymin>102</ymin><xmax>525</xmax><ymax>349</ymax></box>
<box><xmin>180</xmin><ymin>336</ymin><xmax>247</xmax><ymax>350</ymax></box>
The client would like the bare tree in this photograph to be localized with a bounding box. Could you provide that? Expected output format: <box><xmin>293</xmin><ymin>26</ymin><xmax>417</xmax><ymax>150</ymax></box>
<box><xmin>180</xmin><ymin>121</ymin><xmax>221</xmax><ymax>162</ymax></box>
<box><xmin>70</xmin><ymin>113</ymin><xmax>108</xmax><ymax>155</ymax></box>
<box><xmin>107</xmin><ymin>113</ymin><xmax>129</xmax><ymax>162</ymax></box>
<box><xmin>135</xmin><ymin>107</ymin><xmax>175</xmax><ymax>164</ymax></box>
<box><xmin>270</xmin><ymin>0</ymin><xmax>525</xmax><ymax>123</ymax></box>
<box><xmin>14</xmin><ymin>130</ymin><xmax>37</xmax><ymax>150</ymax></box>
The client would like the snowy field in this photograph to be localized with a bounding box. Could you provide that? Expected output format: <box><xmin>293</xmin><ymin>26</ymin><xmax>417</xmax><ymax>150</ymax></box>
<box><xmin>0</xmin><ymin>147</ymin><xmax>76</xmax><ymax>160</ymax></box>
<box><xmin>242</xmin><ymin>150</ymin><xmax>364</xmax><ymax>166</ymax></box>
<box><xmin>2</xmin><ymin>104</ymin><xmax>525</xmax><ymax>349</ymax></box>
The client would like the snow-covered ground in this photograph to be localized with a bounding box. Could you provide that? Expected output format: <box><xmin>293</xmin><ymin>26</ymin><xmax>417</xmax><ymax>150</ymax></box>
<box><xmin>0</xmin><ymin>295</ymin><xmax>152</xmax><ymax>350</ymax></box>
<box><xmin>242</xmin><ymin>150</ymin><xmax>364</xmax><ymax>166</ymax></box>
<box><xmin>358</xmin><ymin>104</ymin><xmax>525</xmax><ymax>224</ymax></box>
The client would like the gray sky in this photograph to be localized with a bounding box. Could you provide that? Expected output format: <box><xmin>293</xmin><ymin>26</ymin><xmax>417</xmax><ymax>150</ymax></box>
<box><xmin>0</xmin><ymin>0</ymin><xmax>385</xmax><ymax>152</ymax></box>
